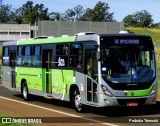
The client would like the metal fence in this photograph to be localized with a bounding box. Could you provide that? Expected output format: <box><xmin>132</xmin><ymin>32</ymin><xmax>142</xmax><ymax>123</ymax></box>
<box><xmin>38</xmin><ymin>21</ymin><xmax>124</xmax><ymax>37</ymax></box>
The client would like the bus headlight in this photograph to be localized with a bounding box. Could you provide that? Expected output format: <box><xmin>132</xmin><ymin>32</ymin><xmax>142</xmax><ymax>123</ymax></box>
<box><xmin>150</xmin><ymin>84</ymin><xmax>158</xmax><ymax>96</ymax></box>
<box><xmin>101</xmin><ymin>84</ymin><xmax>114</xmax><ymax>97</ymax></box>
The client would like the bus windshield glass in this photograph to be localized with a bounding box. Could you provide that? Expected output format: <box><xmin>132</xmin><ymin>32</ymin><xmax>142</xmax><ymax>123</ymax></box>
<box><xmin>101</xmin><ymin>46</ymin><xmax>156</xmax><ymax>83</ymax></box>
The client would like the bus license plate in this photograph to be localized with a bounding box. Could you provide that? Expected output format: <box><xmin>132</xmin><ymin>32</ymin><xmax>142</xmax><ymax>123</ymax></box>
<box><xmin>127</xmin><ymin>102</ymin><xmax>138</xmax><ymax>106</ymax></box>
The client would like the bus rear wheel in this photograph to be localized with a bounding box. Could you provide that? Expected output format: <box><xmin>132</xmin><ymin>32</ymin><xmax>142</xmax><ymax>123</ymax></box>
<box><xmin>22</xmin><ymin>82</ymin><xmax>30</xmax><ymax>100</ymax></box>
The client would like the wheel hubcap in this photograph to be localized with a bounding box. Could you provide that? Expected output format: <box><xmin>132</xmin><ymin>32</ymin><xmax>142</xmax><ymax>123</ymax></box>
<box><xmin>75</xmin><ymin>95</ymin><xmax>82</xmax><ymax>110</ymax></box>
<box><xmin>23</xmin><ymin>86</ymin><xmax>27</xmax><ymax>98</ymax></box>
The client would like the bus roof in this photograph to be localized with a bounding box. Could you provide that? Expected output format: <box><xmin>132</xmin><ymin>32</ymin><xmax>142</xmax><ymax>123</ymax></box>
<box><xmin>18</xmin><ymin>36</ymin><xmax>76</xmax><ymax>45</ymax></box>
<box><xmin>99</xmin><ymin>33</ymin><xmax>151</xmax><ymax>38</ymax></box>
<box><xmin>3</xmin><ymin>33</ymin><xmax>153</xmax><ymax>46</ymax></box>
<box><xmin>2</xmin><ymin>40</ymin><xmax>17</xmax><ymax>46</ymax></box>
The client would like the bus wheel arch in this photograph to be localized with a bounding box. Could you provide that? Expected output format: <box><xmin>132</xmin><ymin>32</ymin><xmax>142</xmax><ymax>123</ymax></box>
<box><xmin>69</xmin><ymin>84</ymin><xmax>84</xmax><ymax>112</ymax></box>
<box><xmin>69</xmin><ymin>84</ymin><xmax>79</xmax><ymax>102</ymax></box>
<box><xmin>21</xmin><ymin>79</ymin><xmax>30</xmax><ymax>100</ymax></box>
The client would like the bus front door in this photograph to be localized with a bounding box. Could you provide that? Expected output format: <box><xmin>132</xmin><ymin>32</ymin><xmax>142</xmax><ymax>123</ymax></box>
<box><xmin>85</xmin><ymin>50</ymin><xmax>98</xmax><ymax>104</ymax></box>
<box><xmin>42</xmin><ymin>50</ymin><xmax>52</xmax><ymax>96</ymax></box>
<box><xmin>10</xmin><ymin>50</ymin><xmax>16</xmax><ymax>89</ymax></box>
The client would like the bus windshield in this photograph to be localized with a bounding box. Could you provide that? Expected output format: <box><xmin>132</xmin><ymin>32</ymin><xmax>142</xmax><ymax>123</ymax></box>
<box><xmin>101</xmin><ymin>47</ymin><xmax>156</xmax><ymax>83</ymax></box>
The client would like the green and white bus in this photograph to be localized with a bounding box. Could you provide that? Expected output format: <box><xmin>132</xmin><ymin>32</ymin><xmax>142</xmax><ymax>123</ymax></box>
<box><xmin>1</xmin><ymin>32</ymin><xmax>158</xmax><ymax>112</ymax></box>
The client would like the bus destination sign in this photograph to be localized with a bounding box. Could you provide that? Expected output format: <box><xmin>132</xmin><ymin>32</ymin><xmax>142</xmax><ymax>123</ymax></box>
<box><xmin>115</xmin><ymin>39</ymin><xmax>140</xmax><ymax>45</ymax></box>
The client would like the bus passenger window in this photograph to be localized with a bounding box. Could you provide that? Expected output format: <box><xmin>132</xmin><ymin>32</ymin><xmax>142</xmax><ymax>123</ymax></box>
<box><xmin>32</xmin><ymin>46</ymin><xmax>41</xmax><ymax>66</ymax></box>
<box><xmin>3</xmin><ymin>47</ymin><xmax>9</xmax><ymax>56</ymax></box>
<box><xmin>69</xmin><ymin>44</ymin><xmax>83</xmax><ymax>69</ymax></box>
<box><xmin>32</xmin><ymin>56</ymin><xmax>40</xmax><ymax>66</ymax></box>
<box><xmin>69</xmin><ymin>56</ymin><xmax>83</xmax><ymax>68</ymax></box>
<box><xmin>35</xmin><ymin>46</ymin><xmax>40</xmax><ymax>55</ymax></box>
<box><xmin>70</xmin><ymin>44</ymin><xmax>83</xmax><ymax>55</ymax></box>
<box><xmin>56</xmin><ymin>44</ymin><xmax>69</xmax><ymax>55</ymax></box>
<box><xmin>16</xmin><ymin>56</ymin><xmax>22</xmax><ymax>66</ymax></box>
<box><xmin>77</xmin><ymin>57</ymin><xmax>83</xmax><ymax>68</ymax></box>
<box><xmin>17</xmin><ymin>47</ymin><xmax>22</xmax><ymax>56</ymax></box>
<box><xmin>56</xmin><ymin>44</ymin><xmax>69</xmax><ymax>68</ymax></box>
<box><xmin>22</xmin><ymin>46</ymin><xmax>31</xmax><ymax>66</ymax></box>
<box><xmin>16</xmin><ymin>47</ymin><xmax>22</xmax><ymax>66</ymax></box>
<box><xmin>2</xmin><ymin>47</ymin><xmax>9</xmax><ymax>66</ymax></box>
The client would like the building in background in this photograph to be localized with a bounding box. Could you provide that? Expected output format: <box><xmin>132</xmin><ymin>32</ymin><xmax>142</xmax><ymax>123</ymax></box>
<box><xmin>0</xmin><ymin>23</ymin><xmax>37</xmax><ymax>41</ymax></box>
<box><xmin>0</xmin><ymin>21</ymin><xmax>124</xmax><ymax>41</ymax></box>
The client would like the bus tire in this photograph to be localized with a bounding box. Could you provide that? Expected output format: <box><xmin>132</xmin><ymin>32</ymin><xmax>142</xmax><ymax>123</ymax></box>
<box><xmin>73</xmin><ymin>90</ymin><xmax>84</xmax><ymax>112</ymax></box>
<box><xmin>22</xmin><ymin>82</ymin><xmax>30</xmax><ymax>101</ymax></box>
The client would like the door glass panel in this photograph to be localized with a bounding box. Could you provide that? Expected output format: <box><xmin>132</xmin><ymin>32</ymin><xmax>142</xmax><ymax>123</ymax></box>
<box><xmin>10</xmin><ymin>51</ymin><xmax>16</xmax><ymax>88</ymax></box>
<box><xmin>87</xmin><ymin>78</ymin><xmax>92</xmax><ymax>102</ymax></box>
<box><xmin>93</xmin><ymin>81</ymin><xmax>97</xmax><ymax>103</ymax></box>
<box><xmin>86</xmin><ymin>50</ymin><xmax>98</xmax><ymax>103</ymax></box>
<box><xmin>43</xmin><ymin>50</ymin><xmax>52</xmax><ymax>95</ymax></box>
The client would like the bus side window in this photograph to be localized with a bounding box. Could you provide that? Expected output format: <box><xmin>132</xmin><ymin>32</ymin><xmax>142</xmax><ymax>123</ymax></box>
<box><xmin>23</xmin><ymin>46</ymin><xmax>31</xmax><ymax>66</ymax></box>
<box><xmin>70</xmin><ymin>44</ymin><xmax>83</xmax><ymax>68</ymax></box>
<box><xmin>69</xmin><ymin>56</ymin><xmax>83</xmax><ymax>68</ymax></box>
<box><xmin>56</xmin><ymin>44</ymin><xmax>69</xmax><ymax>67</ymax></box>
<box><xmin>2</xmin><ymin>47</ymin><xmax>9</xmax><ymax>66</ymax></box>
<box><xmin>16</xmin><ymin>47</ymin><xmax>22</xmax><ymax>66</ymax></box>
<box><xmin>32</xmin><ymin>46</ymin><xmax>41</xmax><ymax>66</ymax></box>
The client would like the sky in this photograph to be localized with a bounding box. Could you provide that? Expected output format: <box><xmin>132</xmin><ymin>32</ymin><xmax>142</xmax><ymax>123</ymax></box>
<box><xmin>3</xmin><ymin>0</ymin><xmax>160</xmax><ymax>23</ymax></box>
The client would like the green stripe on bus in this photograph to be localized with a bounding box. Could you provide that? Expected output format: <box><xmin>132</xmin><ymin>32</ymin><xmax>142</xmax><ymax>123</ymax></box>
<box><xmin>127</xmin><ymin>84</ymin><xmax>154</xmax><ymax>97</ymax></box>
<box><xmin>18</xmin><ymin>36</ymin><xmax>76</xmax><ymax>45</ymax></box>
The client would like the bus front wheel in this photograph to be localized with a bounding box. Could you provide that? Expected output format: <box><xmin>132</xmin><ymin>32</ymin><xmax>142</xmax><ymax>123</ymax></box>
<box><xmin>22</xmin><ymin>82</ymin><xmax>30</xmax><ymax>100</ymax></box>
<box><xmin>73</xmin><ymin>90</ymin><xmax>84</xmax><ymax>112</ymax></box>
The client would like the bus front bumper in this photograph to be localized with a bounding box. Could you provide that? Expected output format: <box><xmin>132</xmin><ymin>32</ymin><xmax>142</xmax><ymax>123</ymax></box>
<box><xmin>98</xmin><ymin>93</ymin><xmax>157</xmax><ymax>107</ymax></box>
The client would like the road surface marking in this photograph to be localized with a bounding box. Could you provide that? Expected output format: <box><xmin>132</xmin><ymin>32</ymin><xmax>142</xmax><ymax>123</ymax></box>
<box><xmin>0</xmin><ymin>96</ymin><xmax>119</xmax><ymax>126</ymax></box>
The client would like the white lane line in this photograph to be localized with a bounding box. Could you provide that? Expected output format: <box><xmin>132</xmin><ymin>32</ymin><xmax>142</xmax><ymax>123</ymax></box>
<box><xmin>0</xmin><ymin>96</ymin><xmax>119</xmax><ymax>126</ymax></box>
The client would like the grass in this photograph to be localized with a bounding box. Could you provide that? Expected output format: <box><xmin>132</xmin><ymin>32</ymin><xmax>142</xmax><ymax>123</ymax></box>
<box><xmin>126</xmin><ymin>27</ymin><xmax>160</xmax><ymax>44</ymax></box>
<box><xmin>155</xmin><ymin>48</ymin><xmax>160</xmax><ymax>94</ymax></box>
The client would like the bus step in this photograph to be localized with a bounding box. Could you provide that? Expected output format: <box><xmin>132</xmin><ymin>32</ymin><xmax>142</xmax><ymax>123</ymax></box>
<box><xmin>44</xmin><ymin>95</ymin><xmax>53</xmax><ymax>99</ymax></box>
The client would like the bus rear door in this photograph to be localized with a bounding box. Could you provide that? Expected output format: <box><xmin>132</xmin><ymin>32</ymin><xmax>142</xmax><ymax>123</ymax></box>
<box><xmin>42</xmin><ymin>49</ymin><xmax>52</xmax><ymax>96</ymax></box>
<box><xmin>10</xmin><ymin>50</ymin><xmax>16</xmax><ymax>89</ymax></box>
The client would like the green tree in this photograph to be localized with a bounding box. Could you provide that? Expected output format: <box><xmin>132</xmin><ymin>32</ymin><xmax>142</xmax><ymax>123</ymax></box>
<box><xmin>48</xmin><ymin>12</ymin><xmax>61</xmax><ymax>21</ymax></box>
<box><xmin>123</xmin><ymin>10</ymin><xmax>153</xmax><ymax>27</ymax></box>
<box><xmin>0</xmin><ymin>0</ymin><xmax>14</xmax><ymax>22</ymax></box>
<box><xmin>135</xmin><ymin>10</ymin><xmax>153</xmax><ymax>27</ymax></box>
<box><xmin>123</xmin><ymin>14</ymin><xmax>136</xmax><ymax>27</ymax></box>
<box><xmin>74</xmin><ymin>5</ymin><xmax>84</xmax><ymax>21</ymax></box>
<box><xmin>14</xmin><ymin>7</ymin><xmax>23</xmax><ymax>24</ymax></box>
<box><xmin>79</xmin><ymin>1</ymin><xmax>114</xmax><ymax>22</ymax></box>
<box><xmin>79</xmin><ymin>8</ymin><xmax>92</xmax><ymax>21</ymax></box>
<box><xmin>63</xmin><ymin>9</ymin><xmax>76</xmax><ymax>21</ymax></box>
<box><xmin>15</xmin><ymin>1</ymin><xmax>49</xmax><ymax>24</ymax></box>
<box><xmin>35</xmin><ymin>4</ymin><xmax>49</xmax><ymax>22</ymax></box>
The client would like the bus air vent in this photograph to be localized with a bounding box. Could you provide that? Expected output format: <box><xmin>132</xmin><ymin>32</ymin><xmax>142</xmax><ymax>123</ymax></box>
<box><xmin>34</xmin><ymin>36</ymin><xmax>54</xmax><ymax>39</ymax></box>
<box><xmin>62</xmin><ymin>35</ymin><xmax>69</xmax><ymax>37</ymax></box>
<box><xmin>119</xmin><ymin>31</ymin><xmax>129</xmax><ymax>34</ymax></box>
<box><xmin>75</xmin><ymin>32</ymin><xmax>95</xmax><ymax>36</ymax></box>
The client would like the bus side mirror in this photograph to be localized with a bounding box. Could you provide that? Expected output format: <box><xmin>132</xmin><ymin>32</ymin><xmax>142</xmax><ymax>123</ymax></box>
<box><xmin>97</xmin><ymin>51</ymin><xmax>100</xmax><ymax>61</ymax></box>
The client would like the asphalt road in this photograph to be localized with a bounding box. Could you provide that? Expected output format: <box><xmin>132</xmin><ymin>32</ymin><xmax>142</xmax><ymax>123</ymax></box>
<box><xmin>0</xmin><ymin>84</ymin><xmax>160</xmax><ymax>126</ymax></box>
